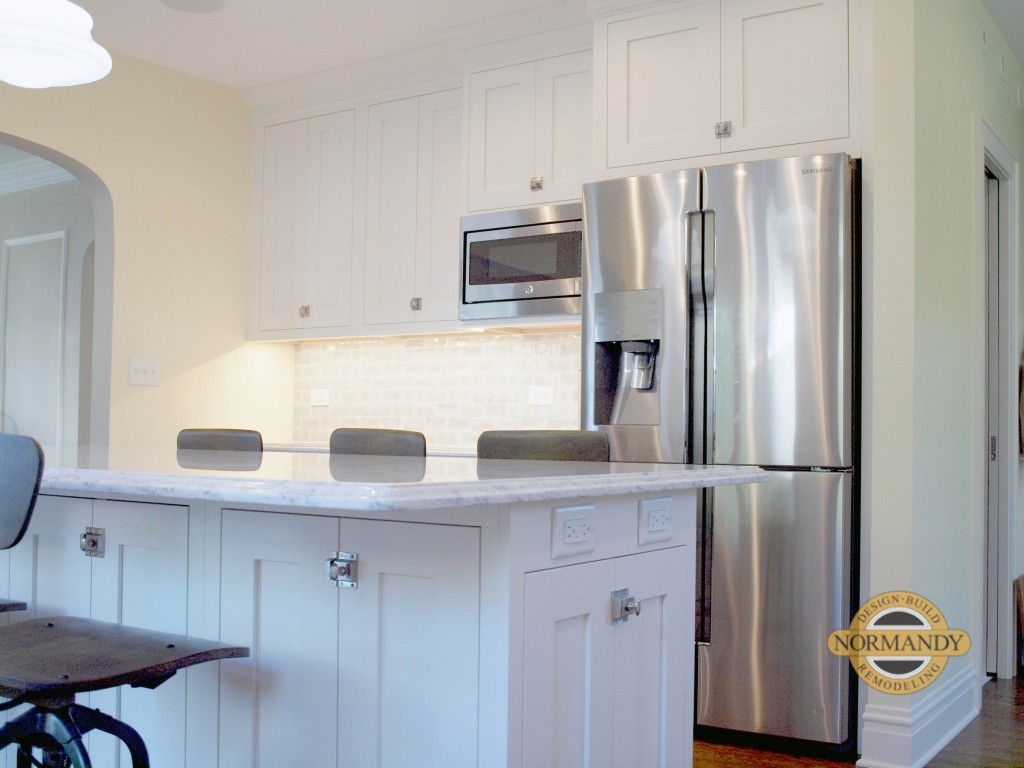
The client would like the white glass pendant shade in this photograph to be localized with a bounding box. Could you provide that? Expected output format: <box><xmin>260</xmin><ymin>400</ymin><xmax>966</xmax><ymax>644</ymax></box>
<box><xmin>0</xmin><ymin>0</ymin><xmax>112</xmax><ymax>88</ymax></box>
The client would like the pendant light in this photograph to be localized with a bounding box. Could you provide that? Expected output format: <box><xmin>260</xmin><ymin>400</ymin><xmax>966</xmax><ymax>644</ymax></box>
<box><xmin>0</xmin><ymin>0</ymin><xmax>112</xmax><ymax>88</ymax></box>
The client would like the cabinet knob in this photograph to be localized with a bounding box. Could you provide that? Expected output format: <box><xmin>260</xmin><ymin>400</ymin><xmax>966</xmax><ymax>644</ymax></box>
<box><xmin>409</xmin><ymin>298</ymin><xmax>422</xmax><ymax>311</ymax></box>
<box><xmin>530</xmin><ymin>176</ymin><xmax>544</xmax><ymax>191</ymax></box>
<box><xmin>611</xmin><ymin>588</ymin><xmax>642</xmax><ymax>624</ymax></box>
<box><xmin>299</xmin><ymin>305</ymin><xmax>310</xmax><ymax>318</ymax></box>
<box><xmin>714</xmin><ymin>121</ymin><xmax>732</xmax><ymax>138</ymax></box>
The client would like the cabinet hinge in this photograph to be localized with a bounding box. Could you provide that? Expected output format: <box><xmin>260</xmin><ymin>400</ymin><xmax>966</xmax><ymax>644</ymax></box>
<box><xmin>326</xmin><ymin>551</ymin><xmax>358</xmax><ymax>589</ymax></box>
<box><xmin>80</xmin><ymin>527</ymin><xmax>105</xmax><ymax>558</ymax></box>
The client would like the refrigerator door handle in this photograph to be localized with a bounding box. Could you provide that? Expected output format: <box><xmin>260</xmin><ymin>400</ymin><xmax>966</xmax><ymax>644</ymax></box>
<box><xmin>686</xmin><ymin>210</ymin><xmax>706</xmax><ymax>465</ymax></box>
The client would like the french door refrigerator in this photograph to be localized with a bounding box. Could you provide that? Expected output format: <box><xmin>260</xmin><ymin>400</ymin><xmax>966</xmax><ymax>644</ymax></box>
<box><xmin>581</xmin><ymin>153</ymin><xmax>857</xmax><ymax>747</ymax></box>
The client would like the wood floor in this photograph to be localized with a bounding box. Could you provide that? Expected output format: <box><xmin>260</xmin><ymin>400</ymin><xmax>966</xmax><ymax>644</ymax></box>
<box><xmin>693</xmin><ymin>676</ymin><xmax>1024</xmax><ymax>768</ymax></box>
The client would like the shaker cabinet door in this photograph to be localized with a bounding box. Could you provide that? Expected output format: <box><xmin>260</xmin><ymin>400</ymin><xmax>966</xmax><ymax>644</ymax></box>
<box><xmin>467</xmin><ymin>62</ymin><xmax>537</xmax><ymax>211</ymax></box>
<box><xmin>605</xmin><ymin>2</ymin><xmax>721</xmax><ymax>167</ymax></box>
<box><xmin>522</xmin><ymin>546</ymin><xmax>691</xmax><ymax>768</ymax></box>
<box><xmin>720</xmin><ymin>0</ymin><xmax>849</xmax><ymax>152</ymax></box>
<box><xmin>218</xmin><ymin>510</ymin><xmax>480</xmax><ymax>768</ymax></box>
<box><xmin>218</xmin><ymin>510</ymin><xmax>341</xmax><ymax>768</ymax></box>
<box><xmin>258</xmin><ymin>111</ymin><xmax>356</xmax><ymax>332</ymax></box>
<box><xmin>364</xmin><ymin>90</ymin><xmax>461</xmax><ymax>325</ymax></box>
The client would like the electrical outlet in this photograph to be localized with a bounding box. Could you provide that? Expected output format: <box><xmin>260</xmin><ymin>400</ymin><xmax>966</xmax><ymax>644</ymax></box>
<box><xmin>551</xmin><ymin>504</ymin><xmax>595</xmax><ymax>559</ymax></box>
<box><xmin>638</xmin><ymin>497</ymin><xmax>673</xmax><ymax>545</ymax></box>
<box><xmin>528</xmin><ymin>386</ymin><xmax>554</xmax><ymax>405</ymax></box>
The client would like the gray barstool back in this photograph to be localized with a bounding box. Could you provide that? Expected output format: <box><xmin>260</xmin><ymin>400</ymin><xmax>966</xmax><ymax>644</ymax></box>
<box><xmin>329</xmin><ymin>428</ymin><xmax>426</xmax><ymax>457</ymax></box>
<box><xmin>476</xmin><ymin>430</ymin><xmax>610</xmax><ymax>462</ymax></box>
<box><xmin>0</xmin><ymin>433</ymin><xmax>248</xmax><ymax>767</ymax></box>
<box><xmin>176</xmin><ymin>428</ymin><xmax>263</xmax><ymax>452</ymax></box>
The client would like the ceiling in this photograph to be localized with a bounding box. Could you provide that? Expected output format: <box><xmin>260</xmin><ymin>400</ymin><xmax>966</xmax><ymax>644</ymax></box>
<box><xmin>76</xmin><ymin>0</ymin><xmax>1024</xmax><ymax>95</ymax></box>
<box><xmin>81</xmin><ymin>0</ymin><xmax>577</xmax><ymax>93</ymax></box>
<box><xmin>982</xmin><ymin>0</ymin><xmax>1024</xmax><ymax>71</ymax></box>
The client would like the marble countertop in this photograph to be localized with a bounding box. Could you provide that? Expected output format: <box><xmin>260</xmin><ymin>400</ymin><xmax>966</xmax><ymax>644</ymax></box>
<box><xmin>40</xmin><ymin>449</ymin><xmax>767</xmax><ymax>512</ymax></box>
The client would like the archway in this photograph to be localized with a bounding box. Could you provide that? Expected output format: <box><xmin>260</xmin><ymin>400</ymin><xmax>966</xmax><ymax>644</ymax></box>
<box><xmin>0</xmin><ymin>134</ymin><xmax>113</xmax><ymax>466</ymax></box>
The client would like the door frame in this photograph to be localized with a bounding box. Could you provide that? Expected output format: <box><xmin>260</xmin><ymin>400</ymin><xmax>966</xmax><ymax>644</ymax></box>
<box><xmin>979</xmin><ymin>118</ymin><xmax>1020</xmax><ymax>680</ymax></box>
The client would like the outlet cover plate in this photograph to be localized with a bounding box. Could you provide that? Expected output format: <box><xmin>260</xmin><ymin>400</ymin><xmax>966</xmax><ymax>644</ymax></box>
<box><xmin>551</xmin><ymin>503</ymin><xmax>595</xmax><ymax>559</ymax></box>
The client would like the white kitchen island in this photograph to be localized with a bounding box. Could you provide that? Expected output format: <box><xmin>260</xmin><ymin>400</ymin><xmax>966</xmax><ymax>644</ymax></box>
<box><xmin>4</xmin><ymin>450</ymin><xmax>765</xmax><ymax>768</ymax></box>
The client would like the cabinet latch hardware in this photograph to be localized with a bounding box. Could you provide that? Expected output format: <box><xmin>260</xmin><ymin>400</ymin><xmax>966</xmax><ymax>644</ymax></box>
<box><xmin>611</xmin><ymin>588</ymin><xmax>641</xmax><ymax>624</ymax></box>
<box><xmin>80</xmin><ymin>527</ymin><xmax>105</xmax><ymax>558</ymax></box>
<box><xmin>409</xmin><ymin>297</ymin><xmax>422</xmax><ymax>311</ymax></box>
<box><xmin>530</xmin><ymin>176</ymin><xmax>544</xmax><ymax>191</ymax></box>
<box><xmin>299</xmin><ymin>305</ymin><xmax>310</xmax><ymax>318</ymax></box>
<box><xmin>326</xmin><ymin>551</ymin><xmax>358</xmax><ymax>589</ymax></box>
<box><xmin>714</xmin><ymin>121</ymin><xmax>732</xmax><ymax>138</ymax></box>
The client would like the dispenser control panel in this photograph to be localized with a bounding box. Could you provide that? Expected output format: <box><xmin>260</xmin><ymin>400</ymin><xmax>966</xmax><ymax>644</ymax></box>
<box><xmin>593</xmin><ymin>289</ymin><xmax>662</xmax><ymax>342</ymax></box>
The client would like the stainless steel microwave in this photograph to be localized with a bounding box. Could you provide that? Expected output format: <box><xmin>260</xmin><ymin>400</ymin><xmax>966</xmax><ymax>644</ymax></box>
<box><xmin>459</xmin><ymin>202</ymin><xmax>582</xmax><ymax>321</ymax></box>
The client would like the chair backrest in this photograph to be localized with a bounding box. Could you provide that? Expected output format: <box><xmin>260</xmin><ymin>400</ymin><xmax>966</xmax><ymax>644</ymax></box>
<box><xmin>0</xmin><ymin>433</ymin><xmax>43</xmax><ymax>551</ymax></box>
<box><xmin>476</xmin><ymin>430</ymin><xmax>610</xmax><ymax>462</ymax></box>
<box><xmin>329</xmin><ymin>428</ymin><xmax>426</xmax><ymax>457</ymax></box>
<box><xmin>176</xmin><ymin>429</ymin><xmax>263</xmax><ymax>452</ymax></box>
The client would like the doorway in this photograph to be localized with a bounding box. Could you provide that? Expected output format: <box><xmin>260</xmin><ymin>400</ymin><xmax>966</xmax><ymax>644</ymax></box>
<box><xmin>981</xmin><ymin>120</ymin><xmax>1020</xmax><ymax>680</ymax></box>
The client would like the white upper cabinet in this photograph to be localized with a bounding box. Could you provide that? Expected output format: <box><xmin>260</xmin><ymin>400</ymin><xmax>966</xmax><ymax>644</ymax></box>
<box><xmin>606</xmin><ymin>2</ymin><xmax>721</xmax><ymax>166</ymax></box>
<box><xmin>467</xmin><ymin>50</ymin><xmax>592</xmax><ymax>211</ymax></box>
<box><xmin>258</xmin><ymin>111</ymin><xmax>356</xmax><ymax>332</ymax></box>
<box><xmin>364</xmin><ymin>90</ymin><xmax>462</xmax><ymax>325</ymax></box>
<box><xmin>598</xmin><ymin>0</ymin><xmax>850</xmax><ymax>170</ymax></box>
<box><xmin>720</xmin><ymin>0</ymin><xmax>849</xmax><ymax>151</ymax></box>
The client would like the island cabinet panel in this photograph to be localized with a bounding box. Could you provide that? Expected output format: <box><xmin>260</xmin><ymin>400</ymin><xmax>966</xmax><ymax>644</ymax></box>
<box><xmin>521</xmin><ymin>546</ymin><xmax>692</xmax><ymax>768</ymax></box>
<box><xmin>598</xmin><ymin>0</ymin><xmax>850</xmax><ymax>170</ymax></box>
<box><xmin>3</xmin><ymin>496</ymin><xmax>190</xmax><ymax>768</ymax></box>
<box><xmin>218</xmin><ymin>509</ymin><xmax>480</xmax><ymax>768</ymax></box>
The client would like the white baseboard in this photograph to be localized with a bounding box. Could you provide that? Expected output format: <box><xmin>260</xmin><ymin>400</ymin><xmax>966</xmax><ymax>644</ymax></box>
<box><xmin>856</xmin><ymin>665</ymin><xmax>979</xmax><ymax>768</ymax></box>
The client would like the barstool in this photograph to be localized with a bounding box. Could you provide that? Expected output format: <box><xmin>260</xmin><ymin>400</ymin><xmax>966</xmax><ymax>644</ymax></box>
<box><xmin>0</xmin><ymin>433</ymin><xmax>248</xmax><ymax>767</ymax></box>
<box><xmin>328</xmin><ymin>428</ymin><xmax>426</xmax><ymax>457</ymax></box>
<box><xmin>476</xmin><ymin>429</ymin><xmax>610</xmax><ymax>462</ymax></box>
<box><xmin>176</xmin><ymin>428</ymin><xmax>263</xmax><ymax>471</ymax></box>
<box><xmin>176</xmin><ymin>428</ymin><xmax>263</xmax><ymax>452</ymax></box>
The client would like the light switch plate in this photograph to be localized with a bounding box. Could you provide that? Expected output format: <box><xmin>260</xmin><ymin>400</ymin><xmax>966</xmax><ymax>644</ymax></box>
<box><xmin>128</xmin><ymin>357</ymin><xmax>160</xmax><ymax>386</ymax></box>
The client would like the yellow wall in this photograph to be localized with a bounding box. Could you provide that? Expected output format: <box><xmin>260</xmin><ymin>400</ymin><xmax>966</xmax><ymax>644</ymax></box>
<box><xmin>861</xmin><ymin>0</ymin><xmax>1024</xmax><ymax>760</ymax></box>
<box><xmin>912</xmin><ymin>0</ymin><xmax>1024</xmax><ymax>658</ymax></box>
<box><xmin>0</xmin><ymin>53</ymin><xmax>294</xmax><ymax>468</ymax></box>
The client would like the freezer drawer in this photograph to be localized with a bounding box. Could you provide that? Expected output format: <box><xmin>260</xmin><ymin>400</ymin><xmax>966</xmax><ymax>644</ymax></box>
<box><xmin>696</xmin><ymin>469</ymin><xmax>852</xmax><ymax>744</ymax></box>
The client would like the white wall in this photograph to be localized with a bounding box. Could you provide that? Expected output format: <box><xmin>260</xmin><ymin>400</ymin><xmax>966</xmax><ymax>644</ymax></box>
<box><xmin>0</xmin><ymin>53</ymin><xmax>294</xmax><ymax>468</ymax></box>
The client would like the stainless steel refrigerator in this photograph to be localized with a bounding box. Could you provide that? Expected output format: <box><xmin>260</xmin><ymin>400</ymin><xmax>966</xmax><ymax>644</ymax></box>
<box><xmin>581</xmin><ymin>153</ymin><xmax>857</xmax><ymax>747</ymax></box>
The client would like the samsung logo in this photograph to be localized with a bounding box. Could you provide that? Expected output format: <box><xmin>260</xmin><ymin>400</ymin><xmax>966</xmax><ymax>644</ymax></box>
<box><xmin>803</xmin><ymin>166</ymin><xmax>834</xmax><ymax>175</ymax></box>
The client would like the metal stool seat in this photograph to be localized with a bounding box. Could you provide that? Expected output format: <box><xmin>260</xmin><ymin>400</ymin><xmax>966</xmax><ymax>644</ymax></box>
<box><xmin>0</xmin><ymin>433</ymin><xmax>248</xmax><ymax>767</ymax></box>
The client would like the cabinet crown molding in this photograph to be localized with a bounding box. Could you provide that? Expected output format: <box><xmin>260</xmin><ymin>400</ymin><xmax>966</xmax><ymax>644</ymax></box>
<box><xmin>245</xmin><ymin>44</ymin><xmax>462</xmax><ymax>122</ymax></box>
<box><xmin>442</xmin><ymin>1</ymin><xmax>592</xmax><ymax>68</ymax></box>
<box><xmin>587</xmin><ymin>0</ymin><xmax>711</xmax><ymax>20</ymax></box>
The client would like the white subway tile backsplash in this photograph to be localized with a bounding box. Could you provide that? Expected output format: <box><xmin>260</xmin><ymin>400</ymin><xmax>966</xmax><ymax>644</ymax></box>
<box><xmin>293</xmin><ymin>331</ymin><xmax>582</xmax><ymax>452</ymax></box>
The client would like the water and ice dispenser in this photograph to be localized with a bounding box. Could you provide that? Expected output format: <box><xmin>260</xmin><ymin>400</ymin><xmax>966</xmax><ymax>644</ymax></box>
<box><xmin>591</xmin><ymin>289</ymin><xmax>662</xmax><ymax>428</ymax></box>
